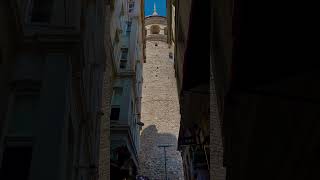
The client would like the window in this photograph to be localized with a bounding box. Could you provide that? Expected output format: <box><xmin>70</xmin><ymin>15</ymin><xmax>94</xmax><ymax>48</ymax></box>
<box><xmin>120</xmin><ymin>48</ymin><xmax>128</xmax><ymax>60</ymax></box>
<box><xmin>150</xmin><ymin>25</ymin><xmax>160</xmax><ymax>34</ymax></box>
<box><xmin>113</xmin><ymin>87</ymin><xmax>123</xmax><ymax>96</ymax></box>
<box><xmin>126</xmin><ymin>21</ymin><xmax>132</xmax><ymax>35</ymax></box>
<box><xmin>110</xmin><ymin>106</ymin><xmax>120</xmax><ymax>120</ymax></box>
<box><xmin>30</xmin><ymin>0</ymin><xmax>53</xmax><ymax>23</ymax></box>
<box><xmin>120</xmin><ymin>48</ymin><xmax>128</xmax><ymax>69</ymax></box>
<box><xmin>112</xmin><ymin>87</ymin><xmax>123</xmax><ymax>105</ymax></box>
<box><xmin>0</xmin><ymin>138</ymin><xmax>33</xmax><ymax>180</ymax></box>
<box><xmin>128</xmin><ymin>2</ymin><xmax>135</xmax><ymax>13</ymax></box>
<box><xmin>120</xmin><ymin>60</ymin><xmax>127</xmax><ymax>69</ymax></box>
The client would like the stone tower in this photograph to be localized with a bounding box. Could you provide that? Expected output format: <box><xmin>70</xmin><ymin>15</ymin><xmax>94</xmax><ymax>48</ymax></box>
<box><xmin>139</xmin><ymin>7</ymin><xmax>184</xmax><ymax>180</ymax></box>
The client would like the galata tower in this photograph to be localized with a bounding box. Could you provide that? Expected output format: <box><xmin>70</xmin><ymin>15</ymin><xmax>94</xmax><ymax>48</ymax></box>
<box><xmin>138</xmin><ymin>3</ymin><xmax>184</xmax><ymax>180</ymax></box>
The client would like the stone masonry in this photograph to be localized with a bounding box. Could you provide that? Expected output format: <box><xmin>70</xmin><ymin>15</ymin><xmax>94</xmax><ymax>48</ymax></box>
<box><xmin>98</xmin><ymin>4</ymin><xmax>114</xmax><ymax>179</ymax></box>
<box><xmin>210</xmin><ymin>64</ymin><xmax>226</xmax><ymax>180</ymax></box>
<box><xmin>98</xmin><ymin>60</ymin><xmax>114</xmax><ymax>180</ymax></box>
<box><xmin>139</xmin><ymin>15</ymin><xmax>184</xmax><ymax>180</ymax></box>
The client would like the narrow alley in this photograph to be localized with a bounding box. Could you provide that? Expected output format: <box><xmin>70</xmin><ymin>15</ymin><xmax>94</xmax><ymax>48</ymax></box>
<box><xmin>1</xmin><ymin>0</ymin><xmax>320</xmax><ymax>180</ymax></box>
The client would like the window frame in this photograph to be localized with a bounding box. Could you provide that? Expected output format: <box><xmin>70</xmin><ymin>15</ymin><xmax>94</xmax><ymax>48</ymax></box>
<box><xmin>119</xmin><ymin>60</ymin><xmax>127</xmax><ymax>69</ymax></box>
<box><xmin>111</xmin><ymin>87</ymin><xmax>123</xmax><ymax>105</ymax></box>
<box><xmin>126</xmin><ymin>21</ymin><xmax>132</xmax><ymax>35</ymax></box>
<box><xmin>113</xmin><ymin>87</ymin><xmax>123</xmax><ymax>97</ymax></box>
<box><xmin>110</xmin><ymin>106</ymin><xmax>121</xmax><ymax>121</ymax></box>
<box><xmin>128</xmin><ymin>2</ymin><xmax>135</xmax><ymax>13</ymax></box>
<box><xmin>120</xmin><ymin>48</ymin><xmax>128</xmax><ymax>69</ymax></box>
<box><xmin>120</xmin><ymin>48</ymin><xmax>128</xmax><ymax>60</ymax></box>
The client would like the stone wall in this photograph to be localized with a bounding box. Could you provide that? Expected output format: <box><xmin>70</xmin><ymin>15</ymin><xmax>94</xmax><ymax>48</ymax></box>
<box><xmin>98</xmin><ymin>3</ymin><xmax>114</xmax><ymax>179</ymax></box>
<box><xmin>98</xmin><ymin>59</ymin><xmax>114</xmax><ymax>180</ymax></box>
<box><xmin>210</xmin><ymin>65</ymin><xmax>226</xmax><ymax>180</ymax></box>
<box><xmin>139</xmin><ymin>40</ymin><xmax>183</xmax><ymax>179</ymax></box>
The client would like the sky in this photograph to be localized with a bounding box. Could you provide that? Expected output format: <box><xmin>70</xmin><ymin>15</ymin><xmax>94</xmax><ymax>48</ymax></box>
<box><xmin>144</xmin><ymin>0</ymin><xmax>166</xmax><ymax>16</ymax></box>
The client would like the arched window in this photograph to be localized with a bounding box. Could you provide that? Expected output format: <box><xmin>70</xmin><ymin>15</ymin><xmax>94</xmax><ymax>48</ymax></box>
<box><xmin>150</xmin><ymin>25</ymin><xmax>160</xmax><ymax>34</ymax></box>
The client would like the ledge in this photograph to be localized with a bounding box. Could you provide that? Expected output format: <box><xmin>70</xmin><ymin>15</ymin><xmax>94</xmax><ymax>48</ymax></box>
<box><xmin>145</xmin><ymin>16</ymin><xmax>167</xmax><ymax>26</ymax></box>
<box><xmin>146</xmin><ymin>34</ymin><xmax>167</xmax><ymax>42</ymax></box>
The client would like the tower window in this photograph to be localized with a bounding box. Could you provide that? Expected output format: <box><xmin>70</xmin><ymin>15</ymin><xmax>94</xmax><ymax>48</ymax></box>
<box><xmin>30</xmin><ymin>0</ymin><xmax>53</xmax><ymax>23</ymax></box>
<box><xmin>150</xmin><ymin>25</ymin><xmax>160</xmax><ymax>34</ymax></box>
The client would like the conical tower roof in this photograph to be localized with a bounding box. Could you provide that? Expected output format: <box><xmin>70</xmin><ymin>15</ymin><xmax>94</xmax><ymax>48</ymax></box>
<box><xmin>152</xmin><ymin>2</ymin><xmax>158</xmax><ymax>16</ymax></box>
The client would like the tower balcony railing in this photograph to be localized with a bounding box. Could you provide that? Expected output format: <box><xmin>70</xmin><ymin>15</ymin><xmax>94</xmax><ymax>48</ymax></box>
<box><xmin>146</xmin><ymin>34</ymin><xmax>167</xmax><ymax>42</ymax></box>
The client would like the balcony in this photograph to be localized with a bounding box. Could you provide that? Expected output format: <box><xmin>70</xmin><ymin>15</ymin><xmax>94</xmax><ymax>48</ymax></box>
<box><xmin>145</xmin><ymin>34</ymin><xmax>167</xmax><ymax>42</ymax></box>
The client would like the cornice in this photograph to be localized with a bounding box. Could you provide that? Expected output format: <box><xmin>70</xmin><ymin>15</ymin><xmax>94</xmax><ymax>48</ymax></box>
<box><xmin>146</xmin><ymin>34</ymin><xmax>168</xmax><ymax>42</ymax></box>
<box><xmin>144</xmin><ymin>16</ymin><xmax>167</xmax><ymax>26</ymax></box>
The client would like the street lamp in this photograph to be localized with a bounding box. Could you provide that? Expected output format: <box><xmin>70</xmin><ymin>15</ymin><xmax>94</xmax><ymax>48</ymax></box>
<box><xmin>158</xmin><ymin>144</ymin><xmax>173</xmax><ymax>180</ymax></box>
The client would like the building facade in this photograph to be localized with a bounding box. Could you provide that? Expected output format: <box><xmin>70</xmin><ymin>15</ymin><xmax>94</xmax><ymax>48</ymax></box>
<box><xmin>0</xmin><ymin>0</ymin><xmax>114</xmax><ymax>180</ymax></box>
<box><xmin>172</xmin><ymin>0</ymin><xmax>214</xmax><ymax>179</ymax></box>
<box><xmin>138</xmin><ymin>7</ymin><xmax>184</xmax><ymax>180</ymax></box>
<box><xmin>108</xmin><ymin>0</ymin><xmax>145</xmax><ymax>179</ymax></box>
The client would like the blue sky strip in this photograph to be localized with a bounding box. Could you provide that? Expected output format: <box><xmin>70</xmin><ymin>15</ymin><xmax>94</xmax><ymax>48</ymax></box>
<box><xmin>144</xmin><ymin>0</ymin><xmax>166</xmax><ymax>16</ymax></box>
